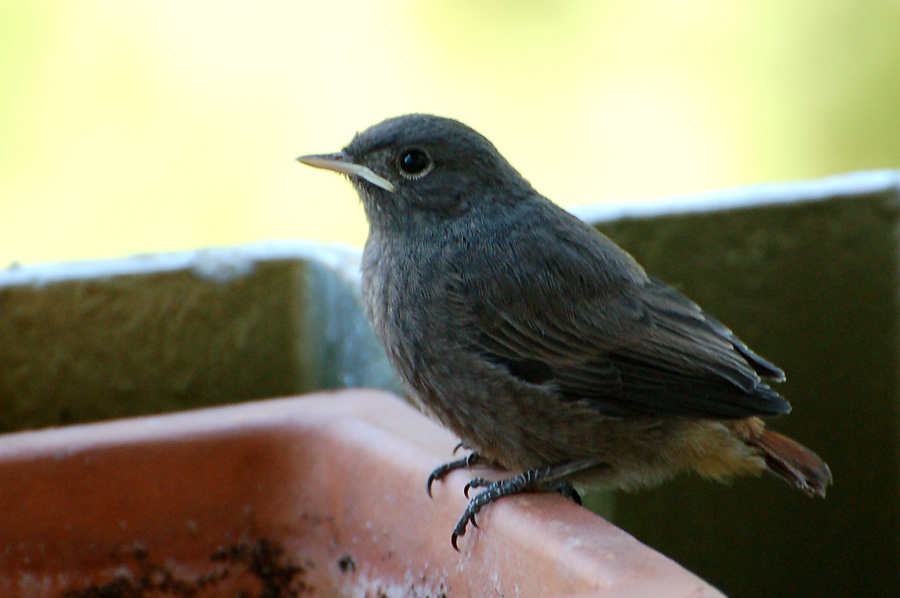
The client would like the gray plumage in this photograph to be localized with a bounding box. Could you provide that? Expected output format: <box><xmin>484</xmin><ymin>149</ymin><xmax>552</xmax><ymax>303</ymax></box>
<box><xmin>297</xmin><ymin>114</ymin><xmax>831</xmax><ymax>547</ymax></box>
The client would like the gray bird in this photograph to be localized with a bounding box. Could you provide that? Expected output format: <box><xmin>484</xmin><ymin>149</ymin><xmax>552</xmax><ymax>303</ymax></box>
<box><xmin>297</xmin><ymin>114</ymin><xmax>832</xmax><ymax>549</ymax></box>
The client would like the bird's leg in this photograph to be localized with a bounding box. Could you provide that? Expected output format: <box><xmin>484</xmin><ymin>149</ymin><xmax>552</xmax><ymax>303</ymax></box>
<box><xmin>544</xmin><ymin>480</ymin><xmax>582</xmax><ymax>505</ymax></box>
<box><xmin>427</xmin><ymin>450</ymin><xmax>492</xmax><ymax>498</ymax></box>
<box><xmin>450</xmin><ymin>459</ymin><xmax>596</xmax><ymax>550</ymax></box>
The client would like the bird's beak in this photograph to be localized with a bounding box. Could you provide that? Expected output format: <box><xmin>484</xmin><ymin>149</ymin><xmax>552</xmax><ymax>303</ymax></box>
<box><xmin>296</xmin><ymin>152</ymin><xmax>396</xmax><ymax>193</ymax></box>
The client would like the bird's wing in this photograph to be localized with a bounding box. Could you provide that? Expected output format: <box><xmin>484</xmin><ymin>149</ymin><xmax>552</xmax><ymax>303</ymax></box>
<box><xmin>459</xmin><ymin>230</ymin><xmax>789</xmax><ymax>419</ymax></box>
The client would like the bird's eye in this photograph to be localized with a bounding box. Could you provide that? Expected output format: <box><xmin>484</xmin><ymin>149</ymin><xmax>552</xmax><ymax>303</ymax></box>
<box><xmin>398</xmin><ymin>148</ymin><xmax>433</xmax><ymax>180</ymax></box>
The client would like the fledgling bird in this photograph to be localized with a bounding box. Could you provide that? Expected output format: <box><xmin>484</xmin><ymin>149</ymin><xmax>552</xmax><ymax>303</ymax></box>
<box><xmin>297</xmin><ymin>114</ymin><xmax>832</xmax><ymax>549</ymax></box>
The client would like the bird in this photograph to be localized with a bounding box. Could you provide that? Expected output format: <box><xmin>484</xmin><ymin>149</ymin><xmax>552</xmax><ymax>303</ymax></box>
<box><xmin>296</xmin><ymin>114</ymin><xmax>832</xmax><ymax>550</ymax></box>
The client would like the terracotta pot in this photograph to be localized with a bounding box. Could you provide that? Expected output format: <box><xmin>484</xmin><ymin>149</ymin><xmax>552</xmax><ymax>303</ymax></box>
<box><xmin>0</xmin><ymin>390</ymin><xmax>722</xmax><ymax>597</ymax></box>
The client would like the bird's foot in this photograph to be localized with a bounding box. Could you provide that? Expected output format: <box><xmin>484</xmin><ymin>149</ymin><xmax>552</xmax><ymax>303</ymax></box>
<box><xmin>451</xmin><ymin>467</ymin><xmax>552</xmax><ymax>550</ymax></box>
<box><xmin>449</xmin><ymin>460</ymin><xmax>596</xmax><ymax>550</ymax></box>
<box><xmin>462</xmin><ymin>476</ymin><xmax>580</xmax><ymax>503</ymax></box>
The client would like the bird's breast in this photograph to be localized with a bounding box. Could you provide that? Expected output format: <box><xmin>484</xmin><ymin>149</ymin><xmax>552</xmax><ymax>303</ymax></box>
<box><xmin>362</xmin><ymin>236</ymin><xmax>461</xmax><ymax>380</ymax></box>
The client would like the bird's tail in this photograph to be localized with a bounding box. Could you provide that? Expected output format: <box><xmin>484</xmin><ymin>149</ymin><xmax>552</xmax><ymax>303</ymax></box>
<box><xmin>747</xmin><ymin>428</ymin><xmax>832</xmax><ymax>497</ymax></box>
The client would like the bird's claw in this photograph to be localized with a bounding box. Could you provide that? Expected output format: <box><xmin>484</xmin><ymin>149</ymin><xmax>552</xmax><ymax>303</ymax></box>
<box><xmin>463</xmin><ymin>476</ymin><xmax>489</xmax><ymax>498</ymax></box>
<box><xmin>450</xmin><ymin>501</ymin><xmax>481</xmax><ymax>551</ymax></box>
<box><xmin>426</xmin><ymin>472</ymin><xmax>439</xmax><ymax>498</ymax></box>
<box><xmin>452</xmin><ymin>441</ymin><xmax>470</xmax><ymax>456</ymax></box>
<box><xmin>426</xmin><ymin>450</ymin><xmax>485</xmax><ymax>499</ymax></box>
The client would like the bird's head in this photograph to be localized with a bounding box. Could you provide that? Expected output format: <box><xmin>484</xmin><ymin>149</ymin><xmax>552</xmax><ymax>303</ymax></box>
<box><xmin>297</xmin><ymin>114</ymin><xmax>533</xmax><ymax>232</ymax></box>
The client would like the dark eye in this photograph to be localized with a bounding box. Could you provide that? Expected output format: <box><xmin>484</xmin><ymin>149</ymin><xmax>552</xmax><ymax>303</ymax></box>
<box><xmin>398</xmin><ymin>148</ymin><xmax>433</xmax><ymax>180</ymax></box>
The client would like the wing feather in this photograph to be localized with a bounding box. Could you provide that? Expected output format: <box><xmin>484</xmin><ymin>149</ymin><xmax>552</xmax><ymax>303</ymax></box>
<box><xmin>461</xmin><ymin>223</ymin><xmax>790</xmax><ymax>419</ymax></box>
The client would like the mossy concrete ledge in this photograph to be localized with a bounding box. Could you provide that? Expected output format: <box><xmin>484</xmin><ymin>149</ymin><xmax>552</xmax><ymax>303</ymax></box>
<box><xmin>0</xmin><ymin>241</ymin><xmax>401</xmax><ymax>432</ymax></box>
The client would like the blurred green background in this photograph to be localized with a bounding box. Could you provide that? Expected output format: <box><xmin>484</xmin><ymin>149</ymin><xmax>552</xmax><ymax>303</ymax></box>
<box><xmin>1</xmin><ymin>0</ymin><xmax>898</xmax><ymax>267</ymax></box>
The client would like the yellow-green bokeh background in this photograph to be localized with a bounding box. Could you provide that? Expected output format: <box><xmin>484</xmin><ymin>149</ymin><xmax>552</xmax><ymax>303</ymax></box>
<box><xmin>2</xmin><ymin>0</ymin><xmax>898</xmax><ymax>266</ymax></box>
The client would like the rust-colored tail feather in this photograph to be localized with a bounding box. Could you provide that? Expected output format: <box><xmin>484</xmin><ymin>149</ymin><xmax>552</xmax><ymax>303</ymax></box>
<box><xmin>749</xmin><ymin>429</ymin><xmax>832</xmax><ymax>497</ymax></box>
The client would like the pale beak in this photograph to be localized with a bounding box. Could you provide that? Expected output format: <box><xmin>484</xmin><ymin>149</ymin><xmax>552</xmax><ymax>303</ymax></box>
<box><xmin>296</xmin><ymin>152</ymin><xmax>396</xmax><ymax>193</ymax></box>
